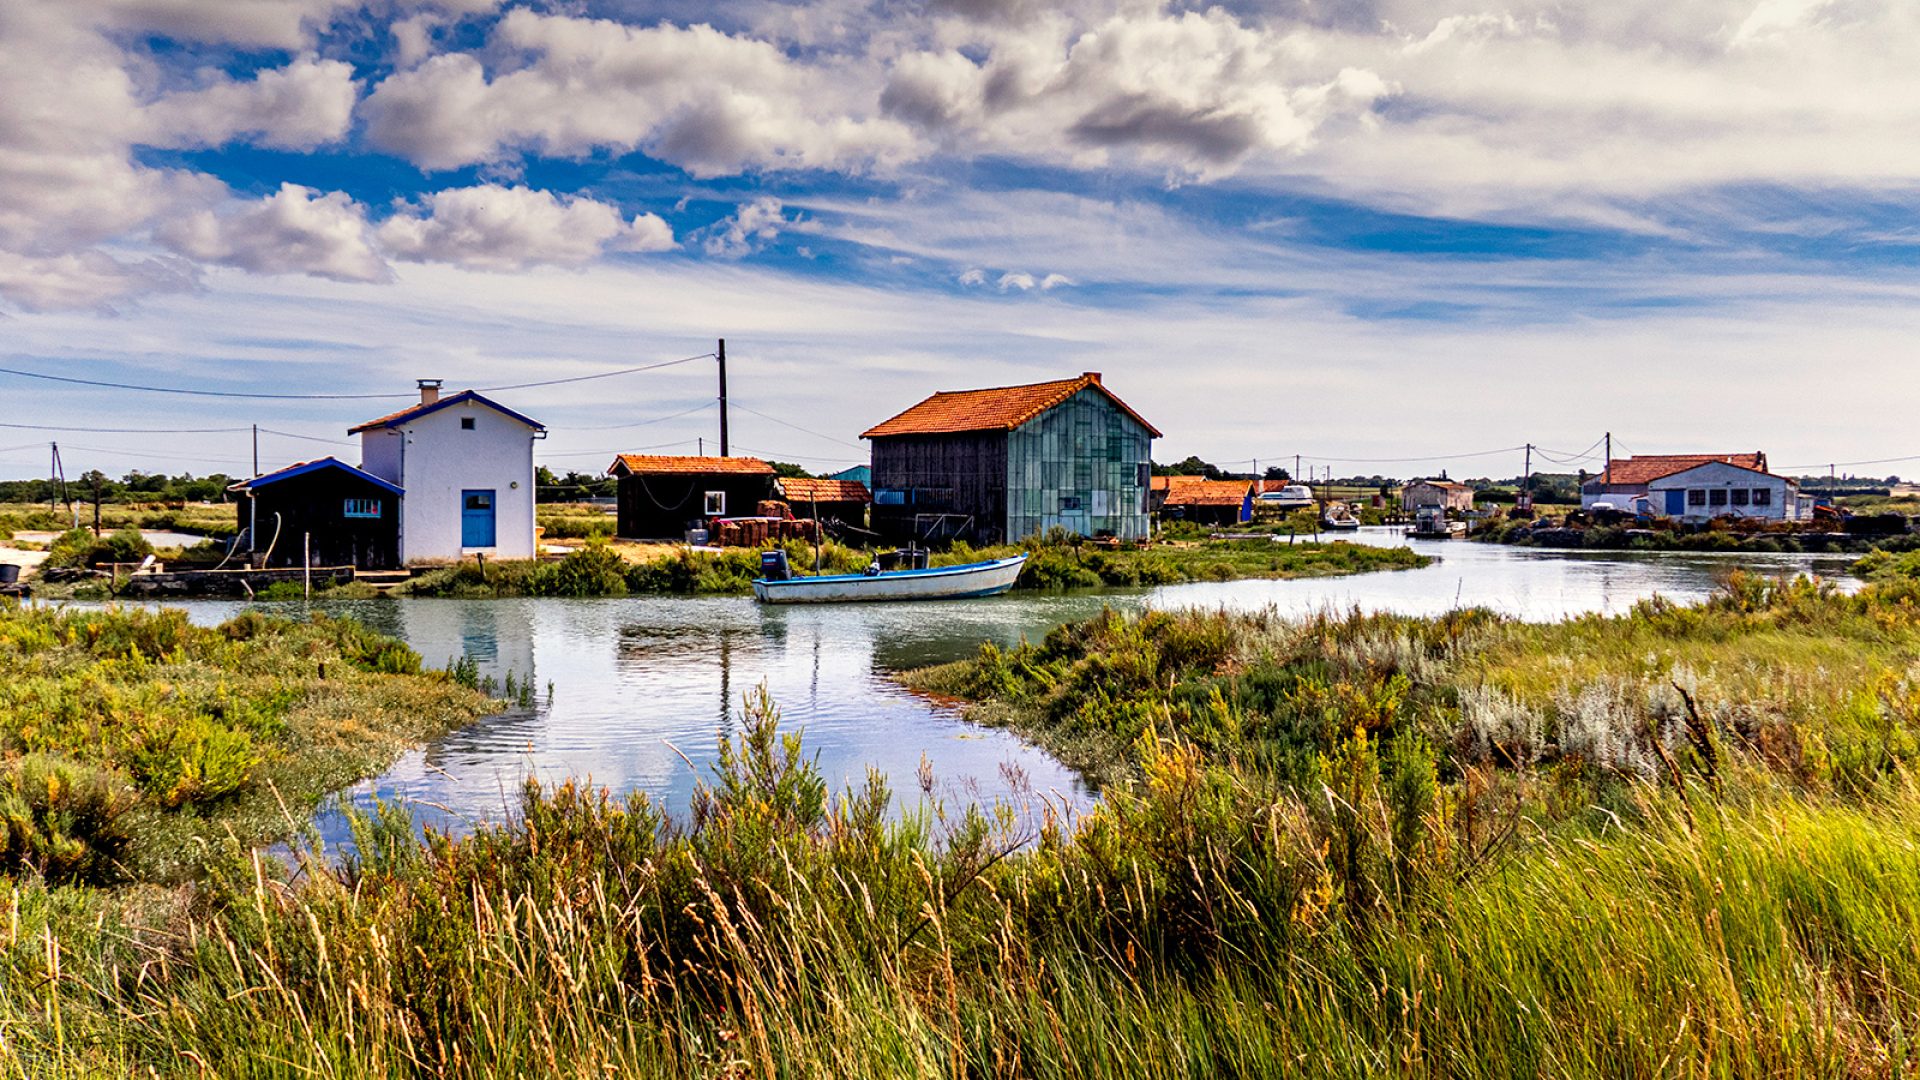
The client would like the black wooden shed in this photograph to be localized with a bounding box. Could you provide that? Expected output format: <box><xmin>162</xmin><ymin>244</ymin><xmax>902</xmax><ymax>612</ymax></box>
<box><xmin>607</xmin><ymin>455</ymin><xmax>777</xmax><ymax>539</ymax></box>
<box><xmin>229</xmin><ymin>458</ymin><xmax>403</xmax><ymax>569</ymax></box>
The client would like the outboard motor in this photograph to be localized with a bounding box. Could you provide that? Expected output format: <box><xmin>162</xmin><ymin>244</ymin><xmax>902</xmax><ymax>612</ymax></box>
<box><xmin>759</xmin><ymin>549</ymin><xmax>792</xmax><ymax>581</ymax></box>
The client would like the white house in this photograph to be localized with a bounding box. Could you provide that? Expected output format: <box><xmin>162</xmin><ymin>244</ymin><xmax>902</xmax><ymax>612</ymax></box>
<box><xmin>1645</xmin><ymin>460</ymin><xmax>1808</xmax><ymax>523</ymax></box>
<box><xmin>1582</xmin><ymin>453</ymin><xmax>1767</xmax><ymax>511</ymax></box>
<box><xmin>352</xmin><ymin>381</ymin><xmax>545</xmax><ymax>563</ymax></box>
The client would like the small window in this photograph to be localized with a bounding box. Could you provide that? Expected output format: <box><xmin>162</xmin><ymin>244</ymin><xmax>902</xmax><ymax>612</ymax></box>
<box><xmin>1752</xmin><ymin>488</ymin><xmax>1772</xmax><ymax>507</ymax></box>
<box><xmin>703</xmin><ymin>491</ymin><xmax>726</xmax><ymax>516</ymax></box>
<box><xmin>1060</xmin><ymin>495</ymin><xmax>1082</xmax><ymax>511</ymax></box>
<box><xmin>1709</xmin><ymin>489</ymin><xmax>1727</xmax><ymax>507</ymax></box>
<box><xmin>1731</xmin><ymin>489</ymin><xmax>1750</xmax><ymax>507</ymax></box>
<box><xmin>461</xmin><ymin>417</ymin><xmax>475</xmax><ymax>430</ymax></box>
<box><xmin>1688</xmin><ymin>489</ymin><xmax>1706</xmax><ymax>506</ymax></box>
<box><xmin>1136</xmin><ymin>462</ymin><xmax>1151</xmax><ymax>488</ymax></box>
<box><xmin>343</xmin><ymin>498</ymin><xmax>381</xmax><ymax>518</ymax></box>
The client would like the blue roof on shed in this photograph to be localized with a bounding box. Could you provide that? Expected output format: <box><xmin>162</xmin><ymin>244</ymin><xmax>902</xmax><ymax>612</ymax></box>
<box><xmin>229</xmin><ymin>457</ymin><xmax>404</xmax><ymax>497</ymax></box>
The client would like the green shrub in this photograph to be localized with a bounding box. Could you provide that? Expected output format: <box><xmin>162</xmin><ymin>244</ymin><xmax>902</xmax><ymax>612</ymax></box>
<box><xmin>44</xmin><ymin>526</ymin><xmax>153</xmax><ymax>569</ymax></box>
<box><xmin>0</xmin><ymin>755</ymin><xmax>133</xmax><ymax>884</ymax></box>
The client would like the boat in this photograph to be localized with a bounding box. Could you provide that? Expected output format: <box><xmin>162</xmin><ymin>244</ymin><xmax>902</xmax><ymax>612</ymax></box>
<box><xmin>1407</xmin><ymin>505</ymin><xmax>1466</xmax><ymax>539</ymax></box>
<box><xmin>1320</xmin><ymin>503</ymin><xmax>1361</xmax><ymax>531</ymax></box>
<box><xmin>752</xmin><ymin>551</ymin><xmax>1029</xmax><ymax>604</ymax></box>
<box><xmin>1255</xmin><ymin>484</ymin><xmax>1317</xmax><ymax>511</ymax></box>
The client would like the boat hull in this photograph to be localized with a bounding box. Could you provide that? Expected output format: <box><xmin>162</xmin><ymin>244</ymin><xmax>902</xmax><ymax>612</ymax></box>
<box><xmin>753</xmin><ymin>555</ymin><xmax>1028</xmax><ymax>604</ymax></box>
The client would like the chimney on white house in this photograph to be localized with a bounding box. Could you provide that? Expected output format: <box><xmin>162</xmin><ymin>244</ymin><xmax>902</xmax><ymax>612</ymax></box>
<box><xmin>417</xmin><ymin>379</ymin><xmax>443</xmax><ymax>405</ymax></box>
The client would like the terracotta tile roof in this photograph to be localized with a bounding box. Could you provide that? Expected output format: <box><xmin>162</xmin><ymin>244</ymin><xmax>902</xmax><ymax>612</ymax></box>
<box><xmin>1590</xmin><ymin>453</ymin><xmax>1767</xmax><ymax>487</ymax></box>
<box><xmin>607</xmin><ymin>455</ymin><xmax>775</xmax><ymax>477</ymax></box>
<box><xmin>862</xmin><ymin>373</ymin><xmax>1162</xmax><ymax>439</ymax></box>
<box><xmin>349</xmin><ymin>390</ymin><xmax>544</xmax><ymax>434</ymax></box>
<box><xmin>775</xmin><ymin>477</ymin><xmax>871</xmax><ymax>503</ymax></box>
<box><xmin>1406</xmin><ymin>479</ymin><xmax>1467</xmax><ymax>490</ymax></box>
<box><xmin>1159</xmin><ymin>478</ymin><xmax>1252</xmax><ymax>507</ymax></box>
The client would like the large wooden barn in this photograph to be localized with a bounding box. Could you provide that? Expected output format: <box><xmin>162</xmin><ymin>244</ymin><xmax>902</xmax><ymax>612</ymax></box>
<box><xmin>606</xmin><ymin>455</ymin><xmax>776</xmax><ymax>539</ymax></box>
<box><xmin>228</xmin><ymin>457</ymin><xmax>403</xmax><ymax>569</ymax></box>
<box><xmin>861</xmin><ymin>373</ymin><xmax>1159</xmax><ymax>544</ymax></box>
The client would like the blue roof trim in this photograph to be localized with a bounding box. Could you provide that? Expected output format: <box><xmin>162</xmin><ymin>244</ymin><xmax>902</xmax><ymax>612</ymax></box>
<box><xmin>236</xmin><ymin>457</ymin><xmax>404</xmax><ymax>497</ymax></box>
<box><xmin>349</xmin><ymin>390</ymin><xmax>546</xmax><ymax>434</ymax></box>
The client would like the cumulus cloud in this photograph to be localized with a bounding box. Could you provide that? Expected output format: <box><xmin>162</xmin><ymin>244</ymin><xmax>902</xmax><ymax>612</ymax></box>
<box><xmin>702</xmin><ymin>198</ymin><xmax>791</xmax><ymax>257</ymax></box>
<box><xmin>378</xmin><ymin>184</ymin><xmax>676</xmax><ymax>270</ymax></box>
<box><xmin>143</xmin><ymin>57</ymin><xmax>358</xmax><ymax>150</ymax></box>
<box><xmin>363</xmin><ymin>10</ymin><xmax>918</xmax><ymax>176</ymax></box>
<box><xmin>158</xmin><ymin>183</ymin><xmax>389</xmax><ymax>282</ymax></box>
<box><xmin>996</xmin><ymin>271</ymin><xmax>1035</xmax><ymax>290</ymax></box>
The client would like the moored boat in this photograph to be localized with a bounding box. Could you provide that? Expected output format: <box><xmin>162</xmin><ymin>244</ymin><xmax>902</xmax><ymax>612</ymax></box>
<box><xmin>753</xmin><ymin>552</ymin><xmax>1028</xmax><ymax>604</ymax></box>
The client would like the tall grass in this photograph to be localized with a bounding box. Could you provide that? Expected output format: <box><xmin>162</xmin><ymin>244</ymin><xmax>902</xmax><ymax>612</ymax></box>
<box><xmin>3</xmin><ymin>572</ymin><xmax>1919</xmax><ymax>1075</ymax></box>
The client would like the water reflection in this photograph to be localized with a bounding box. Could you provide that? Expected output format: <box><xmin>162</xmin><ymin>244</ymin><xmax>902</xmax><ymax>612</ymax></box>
<box><xmin>148</xmin><ymin>532</ymin><xmax>1858</xmax><ymax>846</ymax></box>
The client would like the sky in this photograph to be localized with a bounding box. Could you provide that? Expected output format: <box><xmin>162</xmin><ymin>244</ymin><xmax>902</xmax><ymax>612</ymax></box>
<box><xmin>2</xmin><ymin>0</ymin><xmax>1919</xmax><ymax>484</ymax></box>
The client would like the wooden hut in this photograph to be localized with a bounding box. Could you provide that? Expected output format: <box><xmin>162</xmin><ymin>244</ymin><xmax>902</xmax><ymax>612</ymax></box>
<box><xmin>228</xmin><ymin>457</ymin><xmax>402</xmax><ymax>569</ymax></box>
<box><xmin>861</xmin><ymin>372</ymin><xmax>1159</xmax><ymax>544</ymax></box>
<box><xmin>607</xmin><ymin>455</ymin><xmax>776</xmax><ymax>539</ymax></box>
<box><xmin>773</xmin><ymin>477</ymin><xmax>870</xmax><ymax>529</ymax></box>
<box><xmin>1151</xmin><ymin>476</ymin><xmax>1253</xmax><ymax>526</ymax></box>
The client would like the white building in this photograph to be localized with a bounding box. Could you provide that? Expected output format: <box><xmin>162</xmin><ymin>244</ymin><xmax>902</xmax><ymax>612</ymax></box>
<box><xmin>352</xmin><ymin>381</ymin><xmax>545</xmax><ymax>564</ymax></box>
<box><xmin>1645</xmin><ymin>460</ymin><xmax>1808</xmax><ymax>523</ymax></box>
<box><xmin>1400</xmin><ymin>479</ymin><xmax>1474</xmax><ymax>512</ymax></box>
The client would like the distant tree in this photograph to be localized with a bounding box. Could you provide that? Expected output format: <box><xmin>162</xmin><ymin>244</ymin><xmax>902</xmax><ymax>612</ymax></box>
<box><xmin>768</xmin><ymin>461</ymin><xmax>813</xmax><ymax>479</ymax></box>
<box><xmin>1263</xmin><ymin>465</ymin><xmax>1292</xmax><ymax>482</ymax></box>
<box><xmin>1155</xmin><ymin>456</ymin><xmax>1223</xmax><ymax>478</ymax></box>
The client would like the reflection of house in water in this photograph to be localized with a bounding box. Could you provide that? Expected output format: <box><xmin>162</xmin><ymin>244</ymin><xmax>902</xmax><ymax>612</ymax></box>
<box><xmin>398</xmin><ymin>600</ymin><xmax>537</xmax><ymax>688</ymax></box>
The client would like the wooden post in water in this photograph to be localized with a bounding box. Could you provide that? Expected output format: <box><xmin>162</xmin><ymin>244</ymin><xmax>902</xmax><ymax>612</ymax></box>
<box><xmin>303</xmin><ymin>533</ymin><xmax>311</xmax><ymax>599</ymax></box>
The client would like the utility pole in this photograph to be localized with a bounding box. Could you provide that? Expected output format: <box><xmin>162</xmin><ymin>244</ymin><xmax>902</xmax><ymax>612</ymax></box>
<box><xmin>1520</xmin><ymin>443</ymin><xmax>1534</xmax><ymax>513</ymax></box>
<box><xmin>717</xmin><ymin>338</ymin><xmax>729</xmax><ymax>458</ymax></box>
<box><xmin>1603</xmin><ymin>432</ymin><xmax>1612</xmax><ymax>485</ymax></box>
<box><xmin>250</xmin><ymin>424</ymin><xmax>259</xmax><ymax>554</ymax></box>
<box><xmin>1294</xmin><ymin>454</ymin><xmax>1301</xmax><ymax>483</ymax></box>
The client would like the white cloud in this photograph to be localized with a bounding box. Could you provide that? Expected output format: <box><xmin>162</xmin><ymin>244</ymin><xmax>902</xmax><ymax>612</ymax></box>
<box><xmin>996</xmin><ymin>271</ymin><xmax>1035</xmax><ymax>290</ymax></box>
<box><xmin>363</xmin><ymin>10</ymin><xmax>919</xmax><ymax>176</ymax></box>
<box><xmin>378</xmin><ymin>184</ymin><xmax>676</xmax><ymax>270</ymax></box>
<box><xmin>958</xmin><ymin>267</ymin><xmax>987</xmax><ymax>285</ymax></box>
<box><xmin>702</xmin><ymin>197</ymin><xmax>790</xmax><ymax>257</ymax></box>
<box><xmin>0</xmin><ymin>250</ymin><xmax>196</xmax><ymax>313</ymax></box>
<box><xmin>158</xmin><ymin>183</ymin><xmax>389</xmax><ymax>282</ymax></box>
<box><xmin>1039</xmin><ymin>272</ymin><xmax>1073</xmax><ymax>290</ymax></box>
<box><xmin>143</xmin><ymin>57</ymin><xmax>358</xmax><ymax>150</ymax></box>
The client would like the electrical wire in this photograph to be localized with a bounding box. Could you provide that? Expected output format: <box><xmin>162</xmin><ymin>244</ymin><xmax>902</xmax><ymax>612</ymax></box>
<box><xmin>257</xmin><ymin>428</ymin><xmax>356</xmax><ymax>447</ymax></box>
<box><xmin>729</xmin><ymin>444</ymin><xmax>866</xmax><ymax>465</ymax></box>
<box><xmin>0</xmin><ymin>420</ymin><xmax>253</xmax><ymax>434</ymax></box>
<box><xmin>537</xmin><ymin>438</ymin><xmax>703</xmax><ymax>460</ymax></box>
<box><xmin>0</xmin><ymin>352</ymin><xmax>714</xmax><ymax>401</ymax></box>
<box><xmin>568</xmin><ymin>401</ymin><xmax>715</xmax><ymax>432</ymax></box>
<box><xmin>728</xmin><ymin>402</ymin><xmax>867</xmax><ymax>449</ymax></box>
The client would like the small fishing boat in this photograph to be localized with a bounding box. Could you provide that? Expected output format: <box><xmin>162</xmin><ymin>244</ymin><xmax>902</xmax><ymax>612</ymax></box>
<box><xmin>1320</xmin><ymin>503</ymin><xmax>1361</xmax><ymax>531</ymax></box>
<box><xmin>1407</xmin><ymin>506</ymin><xmax>1465</xmax><ymax>539</ymax></box>
<box><xmin>753</xmin><ymin>551</ymin><xmax>1029</xmax><ymax>604</ymax></box>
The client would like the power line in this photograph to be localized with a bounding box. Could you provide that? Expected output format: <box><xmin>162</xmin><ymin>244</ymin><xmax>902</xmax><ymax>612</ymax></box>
<box><xmin>728</xmin><ymin>402</ymin><xmax>866</xmax><ymax>449</ymax></box>
<box><xmin>257</xmin><ymin>427</ymin><xmax>355</xmax><ymax>447</ymax></box>
<box><xmin>537</xmin><ymin>438</ymin><xmax>703</xmax><ymax>460</ymax></box>
<box><xmin>568</xmin><ymin>401</ymin><xmax>715</xmax><ymax>432</ymax></box>
<box><xmin>0</xmin><ymin>420</ymin><xmax>253</xmax><ymax>434</ymax></box>
<box><xmin>0</xmin><ymin>352</ymin><xmax>713</xmax><ymax>401</ymax></box>
<box><xmin>729</xmin><ymin>444</ymin><xmax>865</xmax><ymax>465</ymax></box>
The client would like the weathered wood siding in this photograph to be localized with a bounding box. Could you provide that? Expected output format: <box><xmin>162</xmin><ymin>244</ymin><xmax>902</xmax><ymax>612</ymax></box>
<box><xmin>616</xmin><ymin>473</ymin><xmax>775</xmax><ymax>539</ymax></box>
<box><xmin>869</xmin><ymin>431</ymin><xmax>1009</xmax><ymax>542</ymax></box>
<box><xmin>240</xmin><ymin>470</ymin><xmax>399</xmax><ymax>570</ymax></box>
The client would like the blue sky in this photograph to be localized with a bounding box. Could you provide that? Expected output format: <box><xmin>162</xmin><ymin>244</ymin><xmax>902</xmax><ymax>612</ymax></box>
<box><xmin>3</xmin><ymin>0</ymin><xmax>1918</xmax><ymax>483</ymax></box>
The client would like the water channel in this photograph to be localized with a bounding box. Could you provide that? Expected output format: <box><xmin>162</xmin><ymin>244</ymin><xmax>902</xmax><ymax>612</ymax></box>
<box><xmin>158</xmin><ymin>530</ymin><xmax>1859</xmax><ymax>839</ymax></box>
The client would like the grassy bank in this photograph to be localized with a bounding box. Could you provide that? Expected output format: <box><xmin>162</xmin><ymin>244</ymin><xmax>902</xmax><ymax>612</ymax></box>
<box><xmin>4</xmin><ymin>568</ymin><xmax>1919</xmax><ymax>1074</ymax></box>
<box><xmin>0</xmin><ymin>501</ymin><xmax>237</xmax><ymax>542</ymax></box>
<box><xmin>398</xmin><ymin>533</ymin><xmax>1429</xmax><ymax>598</ymax></box>
<box><xmin>1477</xmin><ymin>514</ymin><xmax>1915</xmax><ymax>554</ymax></box>
<box><xmin>0</xmin><ymin>602</ymin><xmax>496</xmax><ymax>884</ymax></box>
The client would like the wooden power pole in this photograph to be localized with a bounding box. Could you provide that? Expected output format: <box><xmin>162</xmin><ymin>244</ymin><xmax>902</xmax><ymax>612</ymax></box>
<box><xmin>717</xmin><ymin>338</ymin><xmax>729</xmax><ymax>458</ymax></box>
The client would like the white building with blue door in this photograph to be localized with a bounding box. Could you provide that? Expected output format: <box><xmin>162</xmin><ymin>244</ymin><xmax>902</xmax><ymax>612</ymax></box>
<box><xmin>352</xmin><ymin>381</ymin><xmax>545</xmax><ymax>564</ymax></box>
<box><xmin>1645</xmin><ymin>460</ymin><xmax>1809</xmax><ymax>523</ymax></box>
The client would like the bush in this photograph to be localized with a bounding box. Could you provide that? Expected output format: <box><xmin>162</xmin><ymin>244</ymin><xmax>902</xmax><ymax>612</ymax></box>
<box><xmin>44</xmin><ymin>526</ymin><xmax>153</xmax><ymax>569</ymax></box>
<box><xmin>0</xmin><ymin>755</ymin><xmax>134</xmax><ymax>884</ymax></box>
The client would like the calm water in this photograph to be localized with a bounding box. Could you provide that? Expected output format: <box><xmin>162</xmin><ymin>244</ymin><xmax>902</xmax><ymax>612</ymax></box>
<box><xmin>156</xmin><ymin>529</ymin><xmax>1857</xmax><ymax>839</ymax></box>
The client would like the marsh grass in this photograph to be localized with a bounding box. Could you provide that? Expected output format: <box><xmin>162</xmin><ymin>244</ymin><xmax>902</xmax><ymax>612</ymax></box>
<box><xmin>0</xmin><ymin>602</ymin><xmax>495</xmax><ymax>884</ymax></box>
<box><xmin>4</xmin><ymin>571</ymin><xmax>1920</xmax><ymax>1076</ymax></box>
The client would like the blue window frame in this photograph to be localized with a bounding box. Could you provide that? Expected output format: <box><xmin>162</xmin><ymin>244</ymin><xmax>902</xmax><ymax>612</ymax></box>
<box><xmin>343</xmin><ymin>498</ymin><xmax>381</xmax><ymax>519</ymax></box>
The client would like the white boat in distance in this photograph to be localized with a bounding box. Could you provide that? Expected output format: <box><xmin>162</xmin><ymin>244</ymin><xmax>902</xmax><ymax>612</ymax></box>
<box><xmin>753</xmin><ymin>555</ymin><xmax>1029</xmax><ymax>604</ymax></box>
<box><xmin>1255</xmin><ymin>484</ymin><xmax>1317</xmax><ymax>511</ymax></box>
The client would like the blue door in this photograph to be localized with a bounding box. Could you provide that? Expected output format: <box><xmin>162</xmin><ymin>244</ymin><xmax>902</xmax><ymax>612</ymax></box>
<box><xmin>1664</xmin><ymin>490</ymin><xmax>1686</xmax><ymax>516</ymax></box>
<box><xmin>461</xmin><ymin>490</ymin><xmax>496</xmax><ymax>547</ymax></box>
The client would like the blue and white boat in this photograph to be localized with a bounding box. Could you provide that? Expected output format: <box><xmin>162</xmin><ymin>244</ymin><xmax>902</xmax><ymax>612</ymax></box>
<box><xmin>752</xmin><ymin>552</ymin><xmax>1028</xmax><ymax>604</ymax></box>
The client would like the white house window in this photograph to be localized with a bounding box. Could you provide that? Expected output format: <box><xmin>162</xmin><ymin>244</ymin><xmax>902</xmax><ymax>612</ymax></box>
<box><xmin>1709</xmin><ymin>489</ymin><xmax>1727</xmax><ymax>507</ymax></box>
<box><xmin>461</xmin><ymin>417</ymin><xmax>476</xmax><ymax>430</ymax></box>
<box><xmin>1731</xmin><ymin>489</ymin><xmax>1750</xmax><ymax>507</ymax></box>
<box><xmin>703</xmin><ymin>491</ymin><xmax>726</xmax><ymax>516</ymax></box>
<box><xmin>1688</xmin><ymin>489</ymin><xmax>1706</xmax><ymax>507</ymax></box>
<box><xmin>343</xmin><ymin>498</ymin><xmax>381</xmax><ymax>518</ymax></box>
<box><xmin>1753</xmin><ymin>488</ymin><xmax>1772</xmax><ymax>507</ymax></box>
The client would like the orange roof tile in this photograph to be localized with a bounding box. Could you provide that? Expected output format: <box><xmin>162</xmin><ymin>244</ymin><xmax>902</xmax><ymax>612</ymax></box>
<box><xmin>775</xmin><ymin>477</ymin><xmax>871</xmax><ymax>503</ymax></box>
<box><xmin>607</xmin><ymin>455</ymin><xmax>775</xmax><ymax>477</ymax></box>
<box><xmin>1590</xmin><ymin>453</ymin><xmax>1767</xmax><ymax>486</ymax></box>
<box><xmin>1159</xmin><ymin>478</ymin><xmax>1253</xmax><ymax>507</ymax></box>
<box><xmin>862</xmin><ymin>373</ymin><xmax>1162</xmax><ymax>439</ymax></box>
<box><xmin>349</xmin><ymin>390</ymin><xmax>543</xmax><ymax>434</ymax></box>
